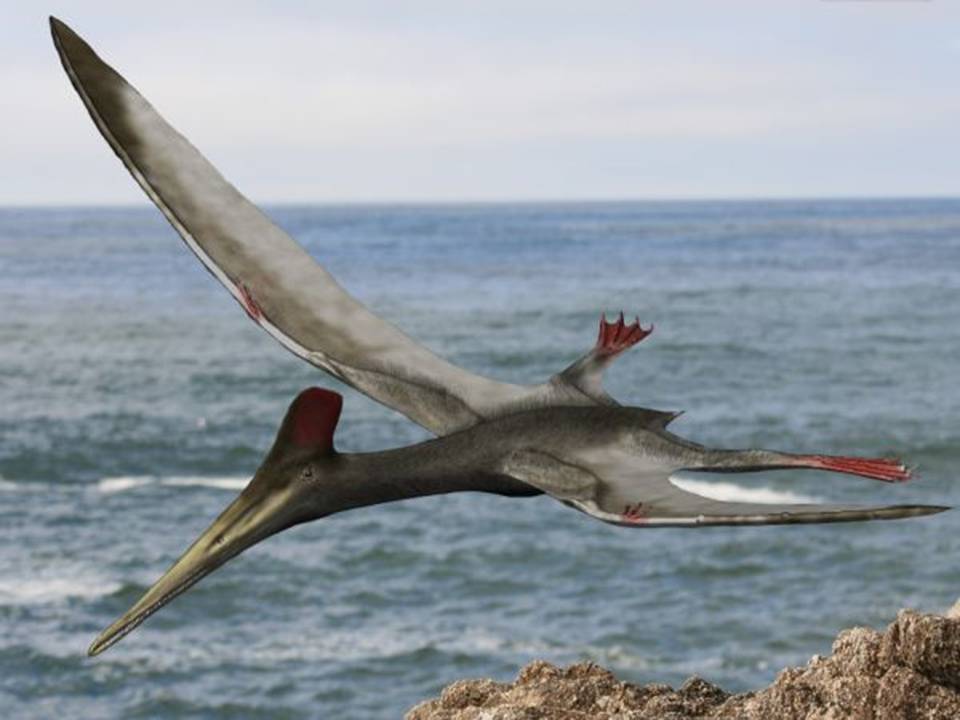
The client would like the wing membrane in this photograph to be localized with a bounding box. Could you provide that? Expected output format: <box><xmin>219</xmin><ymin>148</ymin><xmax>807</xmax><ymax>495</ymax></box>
<box><xmin>574</xmin><ymin>497</ymin><xmax>948</xmax><ymax>528</ymax></box>
<box><xmin>504</xmin><ymin>442</ymin><xmax>950</xmax><ymax>528</ymax></box>
<box><xmin>573</xmin><ymin>473</ymin><xmax>948</xmax><ymax>527</ymax></box>
<box><xmin>50</xmin><ymin>18</ymin><xmax>527</xmax><ymax>434</ymax></box>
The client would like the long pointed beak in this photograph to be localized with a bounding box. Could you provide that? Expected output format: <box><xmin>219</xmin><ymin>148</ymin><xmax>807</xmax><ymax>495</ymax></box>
<box><xmin>88</xmin><ymin>478</ymin><xmax>301</xmax><ymax>656</ymax></box>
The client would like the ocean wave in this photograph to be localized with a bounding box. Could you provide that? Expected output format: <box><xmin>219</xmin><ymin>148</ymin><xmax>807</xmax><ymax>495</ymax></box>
<box><xmin>0</xmin><ymin>572</ymin><xmax>121</xmax><ymax>605</ymax></box>
<box><xmin>162</xmin><ymin>476</ymin><xmax>249</xmax><ymax>491</ymax></box>
<box><xmin>97</xmin><ymin>476</ymin><xmax>153</xmax><ymax>493</ymax></box>
<box><xmin>581</xmin><ymin>643</ymin><xmax>654</xmax><ymax>672</ymax></box>
<box><xmin>148</xmin><ymin>624</ymin><xmax>562</xmax><ymax>668</ymax></box>
<box><xmin>228</xmin><ymin>628</ymin><xmax>429</xmax><ymax>665</ymax></box>
<box><xmin>95</xmin><ymin>475</ymin><xmax>249</xmax><ymax>493</ymax></box>
<box><xmin>0</xmin><ymin>477</ymin><xmax>57</xmax><ymax>492</ymax></box>
<box><xmin>671</xmin><ymin>477</ymin><xmax>818</xmax><ymax>505</ymax></box>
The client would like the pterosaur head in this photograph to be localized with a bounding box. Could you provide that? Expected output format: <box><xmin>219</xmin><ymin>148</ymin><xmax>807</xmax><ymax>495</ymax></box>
<box><xmin>87</xmin><ymin>388</ymin><xmax>343</xmax><ymax>656</ymax></box>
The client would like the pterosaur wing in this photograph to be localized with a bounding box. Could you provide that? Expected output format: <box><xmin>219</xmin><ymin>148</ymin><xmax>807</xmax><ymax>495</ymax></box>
<box><xmin>574</xmin><ymin>488</ymin><xmax>949</xmax><ymax>528</ymax></box>
<box><xmin>500</xmin><ymin>447</ymin><xmax>948</xmax><ymax>527</ymax></box>
<box><xmin>50</xmin><ymin>17</ymin><xmax>528</xmax><ymax>435</ymax></box>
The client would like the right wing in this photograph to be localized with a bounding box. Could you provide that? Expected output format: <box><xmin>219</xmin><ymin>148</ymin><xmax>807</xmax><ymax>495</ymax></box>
<box><xmin>572</xmin><ymin>489</ymin><xmax>949</xmax><ymax>528</ymax></box>
<box><xmin>500</xmin><ymin>447</ymin><xmax>948</xmax><ymax>528</ymax></box>
<box><xmin>51</xmin><ymin>17</ymin><xmax>530</xmax><ymax>435</ymax></box>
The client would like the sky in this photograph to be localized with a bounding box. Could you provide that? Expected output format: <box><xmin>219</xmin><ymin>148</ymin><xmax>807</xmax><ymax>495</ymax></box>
<box><xmin>1</xmin><ymin>0</ymin><xmax>958</xmax><ymax>204</ymax></box>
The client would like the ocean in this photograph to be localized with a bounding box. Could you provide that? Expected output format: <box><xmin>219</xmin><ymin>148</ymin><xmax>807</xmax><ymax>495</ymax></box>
<box><xmin>1</xmin><ymin>199</ymin><xmax>957</xmax><ymax>718</ymax></box>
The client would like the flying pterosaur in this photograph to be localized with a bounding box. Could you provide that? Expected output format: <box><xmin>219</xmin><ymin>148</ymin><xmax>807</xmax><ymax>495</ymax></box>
<box><xmin>48</xmin><ymin>17</ymin><xmax>948</xmax><ymax>657</ymax></box>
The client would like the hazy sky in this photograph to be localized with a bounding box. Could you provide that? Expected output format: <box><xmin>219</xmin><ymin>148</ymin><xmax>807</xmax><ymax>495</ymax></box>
<box><xmin>2</xmin><ymin>1</ymin><xmax>958</xmax><ymax>204</ymax></box>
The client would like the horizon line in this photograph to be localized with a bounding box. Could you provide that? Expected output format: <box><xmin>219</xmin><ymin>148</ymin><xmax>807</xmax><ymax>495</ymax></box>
<box><xmin>2</xmin><ymin>192</ymin><xmax>958</xmax><ymax>210</ymax></box>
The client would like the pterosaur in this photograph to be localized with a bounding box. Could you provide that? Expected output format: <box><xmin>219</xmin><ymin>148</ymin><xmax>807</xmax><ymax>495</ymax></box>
<box><xmin>48</xmin><ymin>17</ymin><xmax>948</xmax><ymax>657</ymax></box>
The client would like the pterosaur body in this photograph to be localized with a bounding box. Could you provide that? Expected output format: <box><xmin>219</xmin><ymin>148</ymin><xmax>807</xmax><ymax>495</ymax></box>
<box><xmin>48</xmin><ymin>18</ymin><xmax>948</xmax><ymax>657</ymax></box>
<box><xmin>87</xmin><ymin>388</ymin><xmax>938</xmax><ymax>655</ymax></box>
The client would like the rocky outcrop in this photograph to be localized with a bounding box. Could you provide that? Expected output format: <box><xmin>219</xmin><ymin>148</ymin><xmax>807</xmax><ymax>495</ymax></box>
<box><xmin>406</xmin><ymin>600</ymin><xmax>960</xmax><ymax>719</ymax></box>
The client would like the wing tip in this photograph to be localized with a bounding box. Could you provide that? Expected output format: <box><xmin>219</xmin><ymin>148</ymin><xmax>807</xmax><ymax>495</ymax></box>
<box><xmin>49</xmin><ymin>17</ymin><xmax>99</xmax><ymax>72</ymax></box>
<box><xmin>598</xmin><ymin>503</ymin><xmax>951</xmax><ymax>528</ymax></box>
<box><xmin>910</xmin><ymin>504</ymin><xmax>951</xmax><ymax>517</ymax></box>
<box><xmin>772</xmin><ymin>503</ymin><xmax>951</xmax><ymax>523</ymax></box>
<box><xmin>49</xmin><ymin>16</ymin><xmax>80</xmax><ymax>71</ymax></box>
<box><xmin>49</xmin><ymin>16</ymin><xmax>71</xmax><ymax>42</ymax></box>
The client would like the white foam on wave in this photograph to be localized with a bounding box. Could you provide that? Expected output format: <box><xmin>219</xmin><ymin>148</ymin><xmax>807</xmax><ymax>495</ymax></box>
<box><xmin>162</xmin><ymin>476</ymin><xmax>249</xmax><ymax>491</ymax></box>
<box><xmin>97</xmin><ymin>476</ymin><xmax>154</xmax><ymax>493</ymax></box>
<box><xmin>96</xmin><ymin>475</ymin><xmax>249</xmax><ymax>493</ymax></box>
<box><xmin>0</xmin><ymin>572</ymin><xmax>121</xmax><ymax>605</ymax></box>
<box><xmin>671</xmin><ymin>477</ymin><xmax>817</xmax><ymax>505</ymax></box>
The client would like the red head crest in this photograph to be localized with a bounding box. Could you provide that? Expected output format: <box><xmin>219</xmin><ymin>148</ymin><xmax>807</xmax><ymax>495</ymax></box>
<box><xmin>282</xmin><ymin>387</ymin><xmax>343</xmax><ymax>453</ymax></box>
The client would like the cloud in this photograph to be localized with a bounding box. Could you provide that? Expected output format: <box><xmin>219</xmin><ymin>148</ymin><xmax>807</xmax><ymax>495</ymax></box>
<box><xmin>3</xmin><ymin>1</ymin><xmax>959</xmax><ymax>202</ymax></box>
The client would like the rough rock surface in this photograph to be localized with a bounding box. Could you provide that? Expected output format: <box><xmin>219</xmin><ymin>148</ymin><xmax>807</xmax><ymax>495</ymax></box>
<box><xmin>406</xmin><ymin>600</ymin><xmax>960</xmax><ymax>719</ymax></box>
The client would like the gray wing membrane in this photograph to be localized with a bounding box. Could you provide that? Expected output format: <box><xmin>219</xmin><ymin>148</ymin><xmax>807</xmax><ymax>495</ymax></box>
<box><xmin>502</xmin><ymin>447</ymin><xmax>948</xmax><ymax>528</ymax></box>
<box><xmin>499</xmin><ymin>449</ymin><xmax>599</xmax><ymax>499</ymax></box>
<box><xmin>575</xmin><ymin>491</ymin><xmax>947</xmax><ymax>528</ymax></box>
<box><xmin>50</xmin><ymin>18</ymin><xmax>527</xmax><ymax>435</ymax></box>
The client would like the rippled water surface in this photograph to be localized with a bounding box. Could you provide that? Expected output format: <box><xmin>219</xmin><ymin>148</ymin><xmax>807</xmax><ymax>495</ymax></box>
<box><xmin>1</xmin><ymin>200</ymin><xmax>958</xmax><ymax>718</ymax></box>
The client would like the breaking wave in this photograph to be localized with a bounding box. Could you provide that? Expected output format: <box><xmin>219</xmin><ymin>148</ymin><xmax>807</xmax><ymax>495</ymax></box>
<box><xmin>96</xmin><ymin>476</ymin><xmax>249</xmax><ymax>493</ymax></box>
<box><xmin>0</xmin><ymin>572</ymin><xmax>121</xmax><ymax>605</ymax></box>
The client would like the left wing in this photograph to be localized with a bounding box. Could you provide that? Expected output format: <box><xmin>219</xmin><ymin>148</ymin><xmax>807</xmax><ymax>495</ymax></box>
<box><xmin>50</xmin><ymin>17</ymin><xmax>534</xmax><ymax>435</ymax></box>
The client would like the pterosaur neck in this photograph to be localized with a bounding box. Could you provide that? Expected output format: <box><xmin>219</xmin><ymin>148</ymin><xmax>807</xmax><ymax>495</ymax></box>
<box><xmin>309</xmin><ymin>441</ymin><xmax>540</xmax><ymax>517</ymax></box>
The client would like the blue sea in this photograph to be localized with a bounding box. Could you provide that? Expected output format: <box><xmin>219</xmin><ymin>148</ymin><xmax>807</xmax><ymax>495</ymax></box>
<box><xmin>1</xmin><ymin>199</ymin><xmax>958</xmax><ymax>718</ymax></box>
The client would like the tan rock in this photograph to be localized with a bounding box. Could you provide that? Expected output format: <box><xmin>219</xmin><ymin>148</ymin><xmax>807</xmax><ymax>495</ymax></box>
<box><xmin>880</xmin><ymin>609</ymin><xmax>960</xmax><ymax>690</ymax></box>
<box><xmin>406</xmin><ymin>599</ymin><xmax>960</xmax><ymax>720</ymax></box>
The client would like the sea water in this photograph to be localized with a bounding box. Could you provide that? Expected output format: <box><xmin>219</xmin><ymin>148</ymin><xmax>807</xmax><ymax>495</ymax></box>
<box><xmin>0</xmin><ymin>199</ymin><xmax>957</xmax><ymax>718</ymax></box>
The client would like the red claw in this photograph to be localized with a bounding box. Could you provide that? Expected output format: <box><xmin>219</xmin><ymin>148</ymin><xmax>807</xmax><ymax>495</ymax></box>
<box><xmin>596</xmin><ymin>312</ymin><xmax>653</xmax><ymax>357</ymax></box>
<box><xmin>622</xmin><ymin>502</ymin><xmax>648</xmax><ymax>524</ymax></box>
<box><xmin>237</xmin><ymin>282</ymin><xmax>264</xmax><ymax>323</ymax></box>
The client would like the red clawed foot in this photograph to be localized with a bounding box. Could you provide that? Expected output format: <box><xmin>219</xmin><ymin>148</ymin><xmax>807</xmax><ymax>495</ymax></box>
<box><xmin>799</xmin><ymin>455</ymin><xmax>912</xmax><ymax>483</ymax></box>
<box><xmin>622</xmin><ymin>502</ymin><xmax>648</xmax><ymax>524</ymax></box>
<box><xmin>596</xmin><ymin>312</ymin><xmax>653</xmax><ymax>357</ymax></box>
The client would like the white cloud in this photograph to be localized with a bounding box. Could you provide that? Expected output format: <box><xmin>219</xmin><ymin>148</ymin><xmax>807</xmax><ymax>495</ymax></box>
<box><xmin>2</xmin><ymin>1</ymin><xmax>959</xmax><ymax>202</ymax></box>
